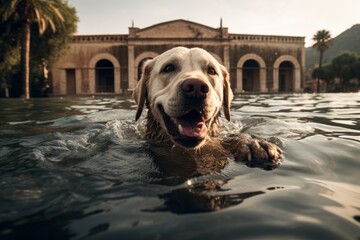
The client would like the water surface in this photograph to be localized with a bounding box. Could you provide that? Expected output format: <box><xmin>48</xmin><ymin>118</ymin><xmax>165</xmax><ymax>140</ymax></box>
<box><xmin>0</xmin><ymin>93</ymin><xmax>359</xmax><ymax>239</ymax></box>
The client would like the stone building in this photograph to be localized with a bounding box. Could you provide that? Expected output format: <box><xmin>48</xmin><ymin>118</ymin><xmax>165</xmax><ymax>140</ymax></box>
<box><xmin>51</xmin><ymin>19</ymin><xmax>305</xmax><ymax>95</ymax></box>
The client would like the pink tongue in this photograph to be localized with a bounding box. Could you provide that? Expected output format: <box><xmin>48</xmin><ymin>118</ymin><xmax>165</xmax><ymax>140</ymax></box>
<box><xmin>173</xmin><ymin>110</ymin><xmax>207</xmax><ymax>138</ymax></box>
<box><xmin>180</xmin><ymin>123</ymin><xmax>204</xmax><ymax>137</ymax></box>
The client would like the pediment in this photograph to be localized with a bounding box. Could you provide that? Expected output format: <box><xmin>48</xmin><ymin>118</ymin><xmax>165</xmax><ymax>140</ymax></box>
<box><xmin>134</xmin><ymin>19</ymin><xmax>221</xmax><ymax>38</ymax></box>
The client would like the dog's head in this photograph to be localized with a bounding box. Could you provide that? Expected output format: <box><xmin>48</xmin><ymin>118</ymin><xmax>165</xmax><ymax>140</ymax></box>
<box><xmin>134</xmin><ymin>47</ymin><xmax>233</xmax><ymax>149</ymax></box>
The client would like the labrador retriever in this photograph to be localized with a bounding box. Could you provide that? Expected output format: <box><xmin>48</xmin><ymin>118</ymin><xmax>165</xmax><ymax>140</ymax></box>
<box><xmin>134</xmin><ymin>47</ymin><xmax>282</xmax><ymax>167</ymax></box>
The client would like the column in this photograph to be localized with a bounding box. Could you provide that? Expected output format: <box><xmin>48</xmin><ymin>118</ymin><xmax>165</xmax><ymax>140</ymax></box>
<box><xmin>128</xmin><ymin>45</ymin><xmax>136</xmax><ymax>90</ymax></box>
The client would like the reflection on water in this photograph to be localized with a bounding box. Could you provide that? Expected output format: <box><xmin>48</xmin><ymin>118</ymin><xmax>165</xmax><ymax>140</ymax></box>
<box><xmin>306</xmin><ymin>178</ymin><xmax>360</xmax><ymax>227</ymax></box>
<box><xmin>0</xmin><ymin>93</ymin><xmax>359</xmax><ymax>239</ymax></box>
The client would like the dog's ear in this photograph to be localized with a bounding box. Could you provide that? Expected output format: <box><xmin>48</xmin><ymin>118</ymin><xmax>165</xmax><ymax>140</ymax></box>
<box><xmin>134</xmin><ymin>59</ymin><xmax>154</xmax><ymax>121</ymax></box>
<box><xmin>221</xmin><ymin>65</ymin><xmax>233</xmax><ymax>121</ymax></box>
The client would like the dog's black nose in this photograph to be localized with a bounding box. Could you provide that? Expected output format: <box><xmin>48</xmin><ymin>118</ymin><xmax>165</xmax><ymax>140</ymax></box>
<box><xmin>181</xmin><ymin>79</ymin><xmax>209</xmax><ymax>99</ymax></box>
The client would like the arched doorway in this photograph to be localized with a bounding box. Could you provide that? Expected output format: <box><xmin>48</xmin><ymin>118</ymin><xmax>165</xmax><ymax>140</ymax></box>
<box><xmin>243</xmin><ymin>60</ymin><xmax>260</xmax><ymax>92</ymax></box>
<box><xmin>236</xmin><ymin>54</ymin><xmax>267</xmax><ymax>93</ymax></box>
<box><xmin>273</xmin><ymin>55</ymin><xmax>301</xmax><ymax>92</ymax></box>
<box><xmin>138</xmin><ymin>58</ymin><xmax>153</xmax><ymax>80</ymax></box>
<box><xmin>279</xmin><ymin>61</ymin><xmax>294</xmax><ymax>92</ymax></box>
<box><xmin>133</xmin><ymin>52</ymin><xmax>159</xmax><ymax>89</ymax></box>
<box><xmin>95</xmin><ymin>59</ymin><xmax>114</xmax><ymax>93</ymax></box>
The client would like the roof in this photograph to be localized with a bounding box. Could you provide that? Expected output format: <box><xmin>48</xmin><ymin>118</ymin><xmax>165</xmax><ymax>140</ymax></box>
<box><xmin>133</xmin><ymin>19</ymin><xmax>223</xmax><ymax>39</ymax></box>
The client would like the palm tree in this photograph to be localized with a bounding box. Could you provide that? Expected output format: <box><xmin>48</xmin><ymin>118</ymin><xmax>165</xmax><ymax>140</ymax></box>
<box><xmin>0</xmin><ymin>0</ymin><xmax>70</xmax><ymax>99</ymax></box>
<box><xmin>312</xmin><ymin>29</ymin><xmax>332</xmax><ymax>93</ymax></box>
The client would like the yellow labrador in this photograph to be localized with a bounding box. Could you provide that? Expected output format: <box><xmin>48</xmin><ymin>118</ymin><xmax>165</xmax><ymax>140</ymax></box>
<box><xmin>134</xmin><ymin>47</ymin><xmax>282</xmax><ymax>166</ymax></box>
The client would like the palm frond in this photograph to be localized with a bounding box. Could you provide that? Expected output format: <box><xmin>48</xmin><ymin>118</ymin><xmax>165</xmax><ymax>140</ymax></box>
<box><xmin>31</xmin><ymin>0</ymin><xmax>67</xmax><ymax>34</ymax></box>
<box><xmin>0</xmin><ymin>0</ymin><xmax>20</xmax><ymax>21</ymax></box>
<box><xmin>312</xmin><ymin>29</ymin><xmax>332</xmax><ymax>52</ymax></box>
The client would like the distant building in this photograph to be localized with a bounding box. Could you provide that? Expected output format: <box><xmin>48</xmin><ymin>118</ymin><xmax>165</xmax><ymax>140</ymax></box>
<box><xmin>51</xmin><ymin>19</ymin><xmax>305</xmax><ymax>95</ymax></box>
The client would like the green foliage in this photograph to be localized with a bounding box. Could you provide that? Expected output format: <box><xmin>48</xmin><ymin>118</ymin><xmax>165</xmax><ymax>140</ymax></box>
<box><xmin>0</xmin><ymin>0</ymin><xmax>78</xmax><ymax>97</ymax></box>
<box><xmin>311</xmin><ymin>67</ymin><xmax>324</xmax><ymax>79</ymax></box>
<box><xmin>306</xmin><ymin>24</ymin><xmax>360</xmax><ymax>68</ymax></box>
<box><xmin>311</xmin><ymin>29</ymin><xmax>332</xmax><ymax>92</ymax></box>
<box><xmin>30</xmin><ymin>1</ymin><xmax>77</xmax><ymax>66</ymax></box>
<box><xmin>29</xmin><ymin>1</ymin><xmax>78</xmax><ymax>96</ymax></box>
<box><xmin>312</xmin><ymin>29</ymin><xmax>332</xmax><ymax>54</ymax></box>
<box><xmin>0</xmin><ymin>15</ymin><xmax>21</xmax><ymax>96</ymax></box>
<box><xmin>0</xmin><ymin>0</ymin><xmax>71</xmax><ymax>35</ymax></box>
<box><xmin>312</xmin><ymin>52</ymin><xmax>360</xmax><ymax>92</ymax></box>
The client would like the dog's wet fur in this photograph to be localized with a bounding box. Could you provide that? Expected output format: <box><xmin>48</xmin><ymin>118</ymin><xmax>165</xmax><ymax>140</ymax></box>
<box><xmin>134</xmin><ymin>47</ymin><xmax>282</xmax><ymax>169</ymax></box>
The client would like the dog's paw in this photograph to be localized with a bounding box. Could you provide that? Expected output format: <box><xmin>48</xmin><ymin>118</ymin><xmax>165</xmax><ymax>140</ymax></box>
<box><xmin>233</xmin><ymin>134</ymin><xmax>283</xmax><ymax>169</ymax></box>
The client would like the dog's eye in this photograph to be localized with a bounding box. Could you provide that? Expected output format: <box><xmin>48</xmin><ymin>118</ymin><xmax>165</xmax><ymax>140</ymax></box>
<box><xmin>162</xmin><ymin>64</ymin><xmax>175</xmax><ymax>73</ymax></box>
<box><xmin>207</xmin><ymin>67</ymin><xmax>217</xmax><ymax>75</ymax></box>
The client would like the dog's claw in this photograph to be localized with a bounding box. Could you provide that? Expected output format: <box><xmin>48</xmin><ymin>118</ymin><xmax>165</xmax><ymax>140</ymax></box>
<box><xmin>233</xmin><ymin>134</ymin><xmax>282</xmax><ymax>169</ymax></box>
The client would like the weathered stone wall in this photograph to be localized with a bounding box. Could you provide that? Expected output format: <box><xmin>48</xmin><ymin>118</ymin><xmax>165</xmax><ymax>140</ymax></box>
<box><xmin>52</xmin><ymin>20</ymin><xmax>305</xmax><ymax>96</ymax></box>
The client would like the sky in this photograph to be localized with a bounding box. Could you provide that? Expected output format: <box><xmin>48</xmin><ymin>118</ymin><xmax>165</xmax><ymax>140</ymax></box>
<box><xmin>68</xmin><ymin>0</ymin><xmax>360</xmax><ymax>47</ymax></box>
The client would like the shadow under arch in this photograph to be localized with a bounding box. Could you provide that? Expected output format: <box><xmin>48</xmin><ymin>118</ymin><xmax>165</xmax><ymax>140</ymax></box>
<box><xmin>88</xmin><ymin>53</ymin><xmax>121</xmax><ymax>94</ymax></box>
<box><xmin>273</xmin><ymin>55</ymin><xmax>301</xmax><ymax>92</ymax></box>
<box><xmin>95</xmin><ymin>59</ymin><xmax>114</xmax><ymax>93</ymax></box>
<box><xmin>236</xmin><ymin>54</ymin><xmax>267</xmax><ymax>93</ymax></box>
<box><xmin>134</xmin><ymin>51</ymin><xmax>159</xmax><ymax>80</ymax></box>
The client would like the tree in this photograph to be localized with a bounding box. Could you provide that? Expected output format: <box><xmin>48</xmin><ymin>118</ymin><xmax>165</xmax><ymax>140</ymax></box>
<box><xmin>330</xmin><ymin>53</ymin><xmax>360</xmax><ymax>92</ymax></box>
<box><xmin>0</xmin><ymin>0</ymin><xmax>75</xmax><ymax>99</ymax></box>
<box><xmin>312</xmin><ymin>29</ymin><xmax>332</xmax><ymax>93</ymax></box>
<box><xmin>0</xmin><ymin>17</ymin><xmax>21</xmax><ymax>97</ymax></box>
<box><xmin>314</xmin><ymin>52</ymin><xmax>360</xmax><ymax>92</ymax></box>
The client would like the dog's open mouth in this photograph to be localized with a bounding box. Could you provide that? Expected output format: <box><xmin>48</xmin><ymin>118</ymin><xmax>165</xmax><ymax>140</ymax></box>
<box><xmin>158</xmin><ymin>105</ymin><xmax>209</xmax><ymax>148</ymax></box>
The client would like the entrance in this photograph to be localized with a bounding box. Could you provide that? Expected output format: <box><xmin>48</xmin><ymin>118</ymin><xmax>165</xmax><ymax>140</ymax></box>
<box><xmin>66</xmin><ymin>69</ymin><xmax>76</xmax><ymax>95</ymax></box>
<box><xmin>279</xmin><ymin>61</ymin><xmax>294</xmax><ymax>92</ymax></box>
<box><xmin>242</xmin><ymin>60</ymin><xmax>260</xmax><ymax>92</ymax></box>
<box><xmin>96</xmin><ymin>59</ymin><xmax>114</xmax><ymax>93</ymax></box>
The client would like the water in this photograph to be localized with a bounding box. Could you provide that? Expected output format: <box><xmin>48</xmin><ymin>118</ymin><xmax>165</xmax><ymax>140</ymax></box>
<box><xmin>0</xmin><ymin>93</ymin><xmax>359</xmax><ymax>239</ymax></box>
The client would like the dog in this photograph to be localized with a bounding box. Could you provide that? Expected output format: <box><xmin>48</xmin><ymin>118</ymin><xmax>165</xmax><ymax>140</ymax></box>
<box><xmin>134</xmin><ymin>47</ymin><xmax>282</xmax><ymax>168</ymax></box>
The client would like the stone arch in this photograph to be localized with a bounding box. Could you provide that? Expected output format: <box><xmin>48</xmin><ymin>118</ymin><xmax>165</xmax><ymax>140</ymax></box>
<box><xmin>88</xmin><ymin>53</ymin><xmax>121</xmax><ymax>94</ymax></box>
<box><xmin>95</xmin><ymin>59</ymin><xmax>114</xmax><ymax>93</ymax></box>
<box><xmin>236</xmin><ymin>54</ymin><xmax>267</xmax><ymax>93</ymax></box>
<box><xmin>273</xmin><ymin>55</ymin><xmax>301</xmax><ymax>92</ymax></box>
<box><xmin>134</xmin><ymin>51</ymin><xmax>159</xmax><ymax>81</ymax></box>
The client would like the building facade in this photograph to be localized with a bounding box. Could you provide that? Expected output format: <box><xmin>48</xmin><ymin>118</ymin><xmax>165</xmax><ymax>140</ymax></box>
<box><xmin>51</xmin><ymin>19</ymin><xmax>305</xmax><ymax>95</ymax></box>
